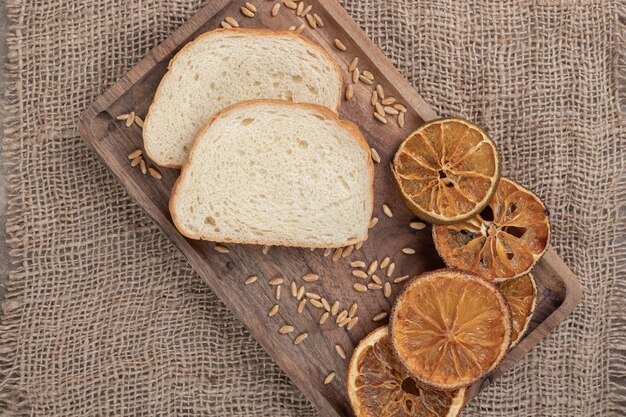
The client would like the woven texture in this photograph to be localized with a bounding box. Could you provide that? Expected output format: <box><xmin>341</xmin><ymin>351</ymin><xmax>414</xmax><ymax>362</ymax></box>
<box><xmin>1</xmin><ymin>0</ymin><xmax>624</xmax><ymax>415</ymax></box>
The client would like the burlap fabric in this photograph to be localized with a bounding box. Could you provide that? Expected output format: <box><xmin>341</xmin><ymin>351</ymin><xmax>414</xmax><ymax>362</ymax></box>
<box><xmin>1</xmin><ymin>0</ymin><xmax>624</xmax><ymax>415</ymax></box>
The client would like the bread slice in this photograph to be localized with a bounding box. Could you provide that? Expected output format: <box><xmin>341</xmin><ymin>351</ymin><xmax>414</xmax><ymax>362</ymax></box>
<box><xmin>170</xmin><ymin>100</ymin><xmax>374</xmax><ymax>248</ymax></box>
<box><xmin>144</xmin><ymin>28</ymin><xmax>342</xmax><ymax>168</ymax></box>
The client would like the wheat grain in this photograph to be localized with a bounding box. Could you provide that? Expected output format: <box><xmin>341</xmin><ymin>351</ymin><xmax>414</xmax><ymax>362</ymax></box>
<box><xmin>350</xmin><ymin>261</ymin><xmax>365</xmax><ymax>268</ymax></box>
<box><xmin>275</xmin><ymin>285</ymin><xmax>281</xmax><ymax>300</ymax></box>
<box><xmin>380</xmin><ymin>257</ymin><xmax>390</xmax><ymax>269</ymax></box>
<box><xmin>410</xmin><ymin>221</ymin><xmax>426</xmax><ymax>230</ymax></box>
<box><xmin>353</xmin><ymin>283</ymin><xmax>368</xmax><ymax>292</ymax></box>
<box><xmin>310</xmin><ymin>299</ymin><xmax>324</xmax><ymax>308</ymax></box>
<box><xmin>296</xmin><ymin>285</ymin><xmax>305</xmax><ymax>300</ymax></box>
<box><xmin>352</xmin><ymin>270</ymin><xmax>368</xmax><ymax>279</ymax></box>
<box><xmin>374</xmin><ymin>112</ymin><xmax>388</xmax><ymax>124</ymax></box>
<box><xmin>382</xmin><ymin>204</ymin><xmax>393</xmax><ymax>217</ymax></box>
<box><xmin>349</xmin><ymin>303</ymin><xmax>358</xmax><ymax>317</ymax></box>
<box><xmin>321</xmin><ymin>298</ymin><xmax>330</xmax><ymax>311</ymax></box>
<box><xmin>387</xmin><ymin>262</ymin><xmax>396</xmax><ymax>277</ymax></box>
<box><xmin>139</xmin><ymin>159</ymin><xmax>147</xmax><ymax>174</ymax></box>
<box><xmin>314</xmin><ymin>13</ymin><xmax>323</xmax><ymax>27</ymax></box>
<box><xmin>295</xmin><ymin>23</ymin><xmax>305</xmax><ymax>33</ymax></box>
<box><xmin>298</xmin><ymin>298</ymin><xmax>307</xmax><ymax>313</ymax></box>
<box><xmin>376</xmin><ymin>84</ymin><xmax>385</xmax><ymax>98</ymax></box>
<box><xmin>116</xmin><ymin>113</ymin><xmax>130</xmax><ymax>121</ymax></box>
<box><xmin>349</xmin><ymin>57</ymin><xmax>359</xmax><ymax>72</ymax></box>
<box><xmin>305</xmin><ymin>13</ymin><xmax>316</xmax><ymax>28</ymax></box>
<box><xmin>324</xmin><ymin>372</ymin><xmax>335</xmax><ymax>384</ymax></box>
<box><xmin>128</xmin><ymin>149</ymin><xmax>142</xmax><ymax>159</ymax></box>
<box><xmin>245</xmin><ymin>2</ymin><xmax>257</xmax><ymax>12</ymax></box>
<box><xmin>284</xmin><ymin>0</ymin><xmax>297</xmax><ymax>9</ymax></box>
<box><xmin>371</xmin><ymin>274</ymin><xmax>382</xmax><ymax>285</ymax></box>
<box><xmin>367</xmin><ymin>283</ymin><xmax>382</xmax><ymax>290</ymax></box>
<box><xmin>262</xmin><ymin>245</ymin><xmax>271</xmax><ymax>254</ymax></box>
<box><xmin>352</xmin><ymin>67</ymin><xmax>360</xmax><ymax>83</ymax></box>
<box><xmin>294</xmin><ymin>333</ymin><xmax>308</xmax><ymax>345</ymax></box>
<box><xmin>291</xmin><ymin>281</ymin><xmax>298</xmax><ymax>297</ymax></box>
<box><xmin>345</xmin><ymin>84</ymin><xmax>354</xmax><ymax>100</ymax></box>
<box><xmin>245</xmin><ymin>275</ymin><xmax>258</xmax><ymax>285</ymax></box>
<box><xmin>373</xmin><ymin>312</ymin><xmax>388</xmax><ymax>322</ymax></box>
<box><xmin>359</xmin><ymin>75</ymin><xmax>374</xmax><ymax>85</ymax></box>
<box><xmin>371</xmin><ymin>90</ymin><xmax>379</xmax><ymax>106</ymax></box>
<box><xmin>368</xmin><ymin>217</ymin><xmax>378</xmax><ymax>228</ymax></box>
<box><xmin>130</xmin><ymin>156</ymin><xmax>142</xmax><ymax>167</ymax></box>
<box><xmin>302</xmin><ymin>5</ymin><xmax>312</xmax><ymax>15</ymax></box>
<box><xmin>288</xmin><ymin>25</ymin><xmax>296</xmax><ymax>31</ymax></box>
<box><xmin>334</xmin><ymin>39</ymin><xmax>347</xmax><ymax>51</ymax></box>
<box><xmin>385</xmin><ymin>106</ymin><xmax>400</xmax><ymax>115</ymax></box>
<box><xmin>347</xmin><ymin>317</ymin><xmax>359</xmax><ymax>330</ymax></box>
<box><xmin>332</xmin><ymin>248</ymin><xmax>343</xmax><ymax>261</ymax></box>
<box><xmin>335</xmin><ymin>344</ymin><xmax>346</xmax><ymax>359</ymax></box>
<box><xmin>125</xmin><ymin>111</ymin><xmax>135</xmax><ymax>127</ymax></box>
<box><xmin>342</xmin><ymin>245</ymin><xmax>354</xmax><ymax>257</ymax></box>
<box><xmin>394</xmin><ymin>275</ymin><xmax>410</xmax><ymax>284</ymax></box>
<box><xmin>221</xmin><ymin>21</ymin><xmax>233</xmax><ymax>29</ymax></box>
<box><xmin>279</xmin><ymin>325</ymin><xmax>294</xmax><ymax>334</ymax></box>
<box><xmin>336</xmin><ymin>310</ymin><xmax>348</xmax><ymax>322</ymax></box>
<box><xmin>319</xmin><ymin>312</ymin><xmax>330</xmax><ymax>324</ymax></box>
<box><xmin>303</xmin><ymin>273</ymin><xmax>319</xmax><ymax>282</ymax></box>
<box><xmin>394</xmin><ymin>103</ymin><xmax>407</xmax><ymax>112</ymax></box>
<box><xmin>269</xmin><ymin>278</ymin><xmax>284</xmax><ymax>286</ymax></box>
<box><xmin>355</xmin><ymin>241</ymin><xmax>363</xmax><ymax>250</ymax></box>
<box><xmin>271</xmin><ymin>3</ymin><xmax>281</xmax><ymax>16</ymax></box>
<box><xmin>402</xmin><ymin>248</ymin><xmax>416</xmax><ymax>255</ymax></box>
<box><xmin>384</xmin><ymin>282</ymin><xmax>392</xmax><ymax>298</ymax></box>
<box><xmin>214</xmin><ymin>244</ymin><xmax>230</xmax><ymax>253</ymax></box>
<box><xmin>296</xmin><ymin>1</ymin><xmax>304</xmax><ymax>15</ymax></box>
<box><xmin>367</xmin><ymin>260</ymin><xmax>378</xmax><ymax>275</ymax></box>
<box><xmin>338</xmin><ymin>317</ymin><xmax>351</xmax><ymax>327</ymax></box>
<box><xmin>375</xmin><ymin>102</ymin><xmax>385</xmax><ymax>117</ymax></box>
<box><xmin>240</xmin><ymin>6</ymin><xmax>255</xmax><ymax>17</ymax></box>
<box><xmin>148</xmin><ymin>167</ymin><xmax>162</xmax><ymax>179</ymax></box>
<box><xmin>362</xmin><ymin>70</ymin><xmax>374</xmax><ymax>80</ymax></box>
<box><xmin>370</xmin><ymin>147</ymin><xmax>380</xmax><ymax>163</ymax></box>
<box><xmin>381</xmin><ymin>97</ymin><xmax>396</xmax><ymax>105</ymax></box>
<box><xmin>330</xmin><ymin>301</ymin><xmax>339</xmax><ymax>316</ymax></box>
<box><xmin>398</xmin><ymin>111</ymin><xmax>405</xmax><ymax>127</ymax></box>
<box><xmin>323</xmin><ymin>247</ymin><xmax>332</xmax><ymax>257</ymax></box>
<box><xmin>306</xmin><ymin>292</ymin><xmax>321</xmax><ymax>300</ymax></box>
<box><xmin>268</xmin><ymin>304</ymin><xmax>280</xmax><ymax>317</ymax></box>
<box><xmin>225</xmin><ymin>16</ymin><xmax>239</xmax><ymax>27</ymax></box>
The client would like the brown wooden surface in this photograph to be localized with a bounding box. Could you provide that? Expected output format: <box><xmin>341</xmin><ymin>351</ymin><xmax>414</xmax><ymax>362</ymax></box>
<box><xmin>78</xmin><ymin>1</ymin><xmax>583</xmax><ymax>416</ymax></box>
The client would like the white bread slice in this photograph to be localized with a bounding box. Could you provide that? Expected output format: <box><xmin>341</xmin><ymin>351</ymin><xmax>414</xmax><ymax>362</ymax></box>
<box><xmin>170</xmin><ymin>100</ymin><xmax>374</xmax><ymax>248</ymax></box>
<box><xmin>144</xmin><ymin>28</ymin><xmax>342</xmax><ymax>168</ymax></box>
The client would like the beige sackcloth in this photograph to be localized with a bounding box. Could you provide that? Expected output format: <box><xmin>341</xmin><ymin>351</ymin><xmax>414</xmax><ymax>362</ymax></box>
<box><xmin>1</xmin><ymin>0</ymin><xmax>624</xmax><ymax>415</ymax></box>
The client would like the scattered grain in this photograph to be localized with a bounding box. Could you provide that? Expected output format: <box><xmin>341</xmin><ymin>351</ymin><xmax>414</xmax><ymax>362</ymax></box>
<box><xmin>332</xmin><ymin>248</ymin><xmax>343</xmax><ymax>261</ymax></box>
<box><xmin>275</xmin><ymin>285</ymin><xmax>282</xmax><ymax>300</ymax></box>
<box><xmin>324</xmin><ymin>372</ymin><xmax>336</xmax><ymax>384</ymax></box>
<box><xmin>215</xmin><ymin>244</ymin><xmax>230</xmax><ymax>253</ymax></box>
<box><xmin>271</xmin><ymin>3</ymin><xmax>281</xmax><ymax>16</ymax></box>
<box><xmin>245</xmin><ymin>275</ymin><xmax>258</xmax><ymax>285</ymax></box>
<box><xmin>345</xmin><ymin>84</ymin><xmax>354</xmax><ymax>100</ymax></box>
<box><xmin>295</xmin><ymin>23</ymin><xmax>305</xmax><ymax>33</ymax></box>
<box><xmin>279</xmin><ymin>325</ymin><xmax>294</xmax><ymax>334</ymax></box>
<box><xmin>148</xmin><ymin>167</ymin><xmax>162</xmax><ymax>179</ymax></box>
<box><xmin>394</xmin><ymin>275</ymin><xmax>410</xmax><ymax>284</ymax></box>
<box><xmin>371</xmin><ymin>90</ymin><xmax>379</xmax><ymax>106</ymax></box>
<box><xmin>296</xmin><ymin>1</ymin><xmax>304</xmax><ymax>15</ymax></box>
<box><xmin>367</xmin><ymin>283</ymin><xmax>382</xmax><ymax>290</ymax></box>
<box><xmin>347</xmin><ymin>317</ymin><xmax>359</xmax><ymax>330</ymax></box>
<box><xmin>367</xmin><ymin>260</ymin><xmax>378</xmax><ymax>275</ymax></box>
<box><xmin>116</xmin><ymin>113</ymin><xmax>130</xmax><ymax>121</ymax></box>
<box><xmin>335</xmin><ymin>345</ymin><xmax>346</xmax><ymax>359</ymax></box>
<box><xmin>371</xmin><ymin>274</ymin><xmax>382</xmax><ymax>285</ymax></box>
<box><xmin>338</xmin><ymin>317</ymin><xmax>350</xmax><ymax>327</ymax></box>
<box><xmin>240</xmin><ymin>6</ymin><xmax>255</xmax><ymax>17</ymax></box>
<box><xmin>394</xmin><ymin>103</ymin><xmax>407</xmax><ymax>112</ymax></box>
<box><xmin>353</xmin><ymin>283</ymin><xmax>368</xmax><ymax>292</ymax></box>
<box><xmin>376</xmin><ymin>84</ymin><xmax>385</xmax><ymax>99</ymax></box>
<box><xmin>342</xmin><ymin>245</ymin><xmax>354</xmax><ymax>257</ymax></box>
<box><xmin>368</xmin><ymin>217</ymin><xmax>378</xmax><ymax>228</ymax></box>
<box><xmin>348</xmin><ymin>303</ymin><xmax>358</xmax><ymax>317</ymax></box>
<box><xmin>410</xmin><ymin>221</ymin><xmax>426</xmax><ymax>230</ymax></box>
<box><xmin>384</xmin><ymin>106</ymin><xmax>400</xmax><ymax>115</ymax></box>
<box><xmin>373</xmin><ymin>312</ymin><xmax>388</xmax><ymax>322</ymax></box>
<box><xmin>375</xmin><ymin>102</ymin><xmax>385</xmax><ymax>116</ymax></box>
<box><xmin>291</xmin><ymin>281</ymin><xmax>298</xmax><ymax>297</ymax></box>
<box><xmin>262</xmin><ymin>245</ymin><xmax>271</xmax><ymax>254</ymax></box>
<box><xmin>321</xmin><ymin>298</ymin><xmax>331</xmax><ymax>311</ymax></box>
<box><xmin>349</xmin><ymin>57</ymin><xmax>359</xmax><ymax>72</ymax></box>
<box><xmin>305</xmin><ymin>13</ymin><xmax>317</xmax><ymax>28</ymax></box>
<box><xmin>382</xmin><ymin>204</ymin><xmax>393</xmax><ymax>217</ymax></box>
<box><xmin>125</xmin><ymin>111</ymin><xmax>135</xmax><ymax>127</ymax></box>
<box><xmin>331</xmin><ymin>301</ymin><xmax>339</xmax><ymax>315</ymax></box>
<box><xmin>355</xmin><ymin>241</ymin><xmax>363</xmax><ymax>250</ymax></box>
<box><xmin>362</xmin><ymin>70</ymin><xmax>374</xmax><ymax>80</ymax></box>
<box><xmin>380</xmin><ymin>257</ymin><xmax>390</xmax><ymax>269</ymax></box>
<box><xmin>384</xmin><ymin>282</ymin><xmax>392</xmax><ymax>298</ymax></box>
<box><xmin>350</xmin><ymin>261</ymin><xmax>366</xmax><ymax>268</ymax></box>
<box><xmin>130</xmin><ymin>156</ymin><xmax>143</xmax><ymax>167</ymax></box>
<box><xmin>288</xmin><ymin>25</ymin><xmax>296</xmax><ymax>31</ymax></box>
<box><xmin>374</xmin><ymin>112</ymin><xmax>388</xmax><ymax>124</ymax></box>
<box><xmin>387</xmin><ymin>262</ymin><xmax>396</xmax><ymax>277</ymax></box>
<box><xmin>398</xmin><ymin>111</ymin><xmax>405</xmax><ymax>127</ymax></box>
<box><xmin>319</xmin><ymin>312</ymin><xmax>330</xmax><ymax>324</ymax></box>
<box><xmin>303</xmin><ymin>273</ymin><xmax>319</xmax><ymax>282</ymax></box>
<box><xmin>284</xmin><ymin>0</ymin><xmax>297</xmax><ymax>9</ymax></box>
<box><xmin>359</xmin><ymin>75</ymin><xmax>374</xmax><ymax>85</ymax></box>
<box><xmin>323</xmin><ymin>247</ymin><xmax>332</xmax><ymax>257</ymax></box>
<box><xmin>352</xmin><ymin>270</ymin><xmax>368</xmax><ymax>279</ymax></box>
<box><xmin>245</xmin><ymin>2</ymin><xmax>257</xmax><ymax>12</ymax></box>
<box><xmin>298</xmin><ymin>298</ymin><xmax>307</xmax><ymax>313</ymax></box>
<box><xmin>381</xmin><ymin>97</ymin><xmax>396</xmax><ymax>105</ymax></box>
<box><xmin>269</xmin><ymin>277</ymin><xmax>284</xmax><ymax>286</ymax></box>
<box><xmin>221</xmin><ymin>21</ymin><xmax>233</xmax><ymax>29</ymax></box>
<box><xmin>302</xmin><ymin>5</ymin><xmax>312</xmax><ymax>15</ymax></box>
<box><xmin>337</xmin><ymin>310</ymin><xmax>348</xmax><ymax>322</ymax></box>
<box><xmin>314</xmin><ymin>13</ymin><xmax>324</xmax><ymax>27</ymax></box>
<box><xmin>352</xmin><ymin>67</ymin><xmax>360</xmax><ymax>83</ymax></box>
<box><xmin>134</xmin><ymin>115</ymin><xmax>144</xmax><ymax>127</ymax></box>
<box><xmin>268</xmin><ymin>304</ymin><xmax>280</xmax><ymax>317</ymax></box>
<box><xmin>139</xmin><ymin>159</ymin><xmax>147</xmax><ymax>174</ymax></box>
<box><xmin>296</xmin><ymin>286</ymin><xmax>305</xmax><ymax>300</ymax></box>
<box><xmin>225</xmin><ymin>16</ymin><xmax>239</xmax><ymax>27</ymax></box>
<box><xmin>310</xmin><ymin>299</ymin><xmax>324</xmax><ymax>308</ymax></box>
<box><xmin>294</xmin><ymin>333</ymin><xmax>308</xmax><ymax>345</ymax></box>
<box><xmin>402</xmin><ymin>247</ymin><xmax>416</xmax><ymax>255</ymax></box>
<box><xmin>334</xmin><ymin>39</ymin><xmax>347</xmax><ymax>51</ymax></box>
<box><xmin>306</xmin><ymin>292</ymin><xmax>321</xmax><ymax>300</ymax></box>
<box><xmin>370</xmin><ymin>147</ymin><xmax>380</xmax><ymax>163</ymax></box>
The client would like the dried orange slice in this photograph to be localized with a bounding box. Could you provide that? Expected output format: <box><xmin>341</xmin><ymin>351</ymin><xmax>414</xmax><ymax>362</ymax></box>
<box><xmin>496</xmin><ymin>273</ymin><xmax>537</xmax><ymax>347</ymax></box>
<box><xmin>433</xmin><ymin>178</ymin><xmax>550</xmax><ymax>281</ymax></box>
<box><xmin>392</xmin><ymin>118</ymin><xmax>500</xmax><ymax>224</ymax></box>
<box><xmin>347</xmin><ymin>326</ymin><xmax>466</xmax><ymax>417</ymax></box>
<box><xmin>390</xmin><ymin>269</ymin><xmax>511</xmax><ymax>390</ymax></box>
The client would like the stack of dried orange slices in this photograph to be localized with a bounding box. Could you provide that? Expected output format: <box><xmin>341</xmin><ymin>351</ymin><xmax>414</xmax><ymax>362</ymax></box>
<box><xmin>347</xmin><ymin>119</ymin><xmax>550</xmax><ymax>417</ymax></box>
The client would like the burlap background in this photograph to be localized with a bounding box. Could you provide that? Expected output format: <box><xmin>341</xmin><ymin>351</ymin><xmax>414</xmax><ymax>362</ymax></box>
<box><xmin>1</xmin><ymin>0</ymin><xmax>624</xmax><ymax>415</ymax></box>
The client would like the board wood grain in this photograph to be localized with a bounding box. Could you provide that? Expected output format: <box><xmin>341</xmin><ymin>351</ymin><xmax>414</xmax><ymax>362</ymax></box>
<box><xmin>78</xmin><ymin>1</ymin><xmax>583</xmax><ymax>416</ymax></box>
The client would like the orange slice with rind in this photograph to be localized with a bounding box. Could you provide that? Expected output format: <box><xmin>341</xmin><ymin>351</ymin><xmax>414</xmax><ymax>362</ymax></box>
<box><xmin>390</xmin><ymin>269</ymin><xmax>512</xmax><ymax>390</ymax></box>
<box><xmin>433</xmin><ymin>178</ymin><xmax>550</xmax><ymax>282</ymax></box>
<box><xmin>496</xmin><ymin>273</ymin><xmax>537</xmax><ymax>347</ymax></box>
<box><xmin>392</xmin><ymin>118</ymin><xmax>501</xmax><ymax>224</ymax></box>
<box><xmin>347</xmin><ymin>326</ymin><xmax>466</xmax><ymax>417</ymax></box>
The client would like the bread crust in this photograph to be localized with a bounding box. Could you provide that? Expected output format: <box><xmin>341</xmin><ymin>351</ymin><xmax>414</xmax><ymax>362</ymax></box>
<box><xmin>169</xmin><ymin>99</ymin><xmax>375</xmax><ymax>248</ymax></box>
<box><xmin>144</xmin><ymin>28</ymin><xmax>344</xmax><ymax>168</ymax></box>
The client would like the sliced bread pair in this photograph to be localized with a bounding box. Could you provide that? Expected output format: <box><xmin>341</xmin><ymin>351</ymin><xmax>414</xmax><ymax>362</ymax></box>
<box><xmin>170</xmin><ymin>100</ymin><xmax>374</xmax><ymax>248</ymax></box>
<box><xmin>144</xmin><ymin>29</ymin><xmax>343</xmax><ymax>168</ymax></box>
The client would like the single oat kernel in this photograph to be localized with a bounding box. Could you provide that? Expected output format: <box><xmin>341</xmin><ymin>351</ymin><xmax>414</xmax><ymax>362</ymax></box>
<box><xmin>384</xmin><ymin>282</ymin><xmax>392</xmax><ymax>298</ymax></box>
<box><xmin>275</xmin><ymin>285</ymin><xmax>281</xmax><ymax>300</ymax></box>
<box><xmin>303</xmin><ymin>273</ymin><xmax>319</xmax><ymax>282</ymax></box>
<box><xmin>271</xmin><ymin>3</ymin><xmax>281</xmax><ymax>16</ymax></box>
<box><xmin>347</xmin><ymin>317</ymin><xmax>359</xmax><ymax>330</ymax></box>
<box><xmin>367</xmin><ymin>283</ymin><xmax>382</xmax><ymax>290</ymax></box>
<box><xmin>321</xmin><ymin>298</ymin><xmax>331</xmax><ymax>311</ymax></box>
<box><xmin>398</xmin><ymin>112</ymin><xmax>405</xmax><ymax>127</ymax></box>
<box><xmin>324</xmin><ymin>372</ymin><xmax>336</xmax><ymax>384</ymax></box>
<box><xmin>380</xmin><ymin>257</ymin><xmax>390</xmax><ymax>269</ymax></box>
<box><xmin>310</xmin><ymin>299</ymin><xmax>324</xmax><ymax>308</ymax></box>
<box><xmin>394</xmin><ymin>275</ymin><xmax>410</xmax><ymax>284</ymax></box>
<box><xmin>384</xmin><ymin>106</ymin><xmax>400</xmax><ymax>115</ymax></box>
<box><xmin>268</xmin><ymin>304</ymin><xmax>280</xmax><ymax>317</ymax></box>
<box><xmin>296</xmin><ymin>1</ymin><xmax>304</xmax><ymax>15</ymax></box>
<box><xmin>128</xmin><ymin>149</ymin><xmax>142</xmax><ymax>159</ymax></box>
<box><xmin>374</xmin><ymin>112</ymin><xmax>388</xmax><ymax>124</ymax></box>
<box><xmin>279</xmin><ymin>325</ymin><xmax>294</xmax><ymax>334</ymax></box>
<box><xmin>298</xmin><ymin>299</ymin><xmax>307</xmax><ymax>313</ymax></box>
<box><xmin>225</xmin><ymin>16</ymin><xmax>239</xmax><ymax>27</ymax></box>
<box><xmin>349</xmin><ymin>303</ymin><xmax>358</xmax><ymax>317</ymax></box>
<box><xmin>381</xmin><ymin>97</ymin><xmax>396</xmax><ymax>105</ymax></box>
<box><xmin>345</xmin><ymin>84</ymin><xmax>354</xmax><ymax>100</ymax></box>
<box><xmin>375</xmin><ymin>102</ymin><xmax>386</xmax><ymax>117</ymax></box>
<box><xmin>269</xmin><ymin>278</ymin><xmax>284</xmax><ymax>286</ymax></box>
<box><xmin>373</xmin><ymin>312</ymin><xmax>388</xmax><ymax>322</ymax></box>
<box><xmin>331</xmin><ymin>301</ymin><xmax>339</xmax><ymax>315</ymax></box>
<box><xmin>402</xmin><ymin>247</ymin><xmax>416</xmax><ymax>255</ymax></box>
<box><xmin>382</xmin><ymin>204</ymin><xmax>393</xmax><ymax>218</ymax></box>
<box><xmin>294</xmin><ymin>333</ymin><xmax>308</xmax><ymax>345</ymax></box>
<box><xmin>349</xmin><ymin>57</ymin><xmax>359</xmax><ymax>72</ymax></box>
<box><xmin>302</xmin><ymin>5</ymin><xmax>312</xmax><ymax>15</ymax></box>
<box><xmin>284</xmin><ymin>0</ymin><xmax>297</xmax><ymax>9</ymax></box>
<box><xmin>353</xmin><ymin>283</ymin><xmax>368</xmax><ymax>292</ymax></box>
<box><xmin>306</xmin><ymin>292</ymin><xmax>321</xmax><ymax>300</ymax></box>
<box><xmin>139</xmin><ymin>159</ymin><xmax>147</xmax><ymax>174</ymax></box>
<box><xmin>135</xmin><ymin>115</ymin><xmax>143</xmax><ymax>127</ymax></box>
<box><xmin>245</xmin><ymin>275</ymin><xmax>258</xmax><ymax>285</ymax></box>
<box><xmin>387</xmin><ymin>262</ymin><xmax>396</xmax><ymax>277</ymax></box>
<box><xmin>215</xmin><ymin>245</ymin><xmax>230</xmax><ymax>254</ymax></box>
<box><xmin>148</xmin><ymin>167</ymin><xmax>162</xmax><ymax>179</ymax></box>
<box><xmin>367</xmin><ymin>260</ymin><xmax>378</xmax><ymax>275</ymax></box>
<box><xmin>335</xmin><ymin>344</ymin><xmax>346</xmax><ymax>359</ymax></box>
<box><xmin>350</xmin><ymin>261</ymin><xmax>365</xmax><ymax>268</ymax></box>
<box><xmin>296</xmin><ymin>286</ymin><xmax>305</xmax><ymax>300</ymax></box>
<box><xmin>125</xmin><ymin>111</ymin><xmax>135</xmax><ymax>127</ymax></box>
<box><xmin>319</xmin><ymin>312</ymin><xmax>330</xmax><ymax>324</ymax></box>
<box><xmin>332</xmin><ymin>248</ymin><xmax>343</xmax><ymax>261</ymax></box>
<box><xmin>245</xmin><ymin>2</ymin><xmax>257</xmax><ymax>12</ymax></box>
<box><xmin>371</xmin><ymin>274</ymin><xmax>382</xmax><ymax>285</ymax></box>
<box><xmin>359</xmin><ymin>75</ymin><xmax>374</xmax><ymax>85</ymax></box>
<box><xmin>314</xmin><ymin>13</ymin><xmax>324</xmax><ymax>27</ymax></box>
<box><xmin>131</xmin><ymin>156</ymin><xmax>142</xmax><ymax>167</ymax></box>
<box><xmin>342</xmin><ymin>245</ymin><xmax>354</xmax><ymax>257</ymax></box>
<box><xmin>352</xmin><ymin>270</ymin><xmax>368</xmax><ymax>279</ymax></box>
<box><xmin>369</xmin><ymin>217</ymin><xmax>379</xmax><ymax>228</ymax></box>
<box><xmin>371</xmin><ymin>90</ymin><xmax>379</xmax><ymax>106</ymax></box>
<box><xmin>410</xmin><ymin>221</ymin><xmax>426</xmax><ymax>230</ymax></box>
<box><xmin>336</xmin><ymin>310</ymin><xmax>348</xmax><ymax>323</ymax></box>
<box><xmin>370</xmin><ymin>147</ymin><xmax>381</xmax><ymax>163</ymax></box>
<box><xmin>240</xmin><ymin>6</ymin><xmax>255</xmax><ymax>17</ymax></box>
<box><xmin>352</xmin><ymin>68</ymin><xmax>360</xmax><ymax>83</ymax></box>
<box><xmin>376</xmin><ymin>84</ymin><xmax>385</xmax><ymax>98</ymax></box>
<box><xmin>221</xmin><ymin>21</ymin><xmax>233</xmax><ymax>29</ymax></box>
<box><xmin>334</xmin><ymin>39</ymin><xmax>347</xmax><ymax>51</ymax></box>
<box><xmin>291</xmin><ymin>281</ymin><xmax>298</xmax><ymax>297</ymax></box>
<box><xmin>323</xmin><ymin>247</ymin><xmax>332</xmax><ymax>257</ymax></box>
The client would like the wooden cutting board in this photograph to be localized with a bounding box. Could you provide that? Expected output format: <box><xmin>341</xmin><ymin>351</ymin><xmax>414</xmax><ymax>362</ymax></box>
<box><xmin>78</xmin><ymin>1</ymin><xmax>582</xmax><ymax>415</ymax></box>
